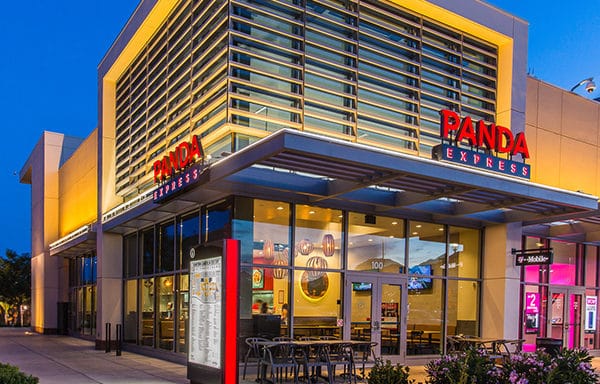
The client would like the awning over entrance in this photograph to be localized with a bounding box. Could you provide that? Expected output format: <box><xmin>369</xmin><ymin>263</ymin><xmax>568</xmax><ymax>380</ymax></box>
<box><xmin>104</xmin><ymin>129</ymin><xmax>599</xmax><ymax>233</ymax></box>
<box><xmin>49</xmin><ymin>225</ymin><xmax>96</xmax><ymax>258</ymax></box>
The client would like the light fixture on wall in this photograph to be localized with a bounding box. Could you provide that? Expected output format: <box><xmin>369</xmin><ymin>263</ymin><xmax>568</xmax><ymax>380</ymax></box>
<box><xmin>263</xmin><ymin>239</ymin><xmax>275</xmax><ymax>263</ymax></box>
<box><xmin>298</xmin><ymin>238</ymin><xmax>314</xmax><ymax>256</ymax></box>
<box><xmin>570</xmin><ymin>77</ymin><xmax>596</xmax><ymax>94</ymax></box>
<box><xmin>322</xmin><ymin>234</ymin><xmax>335</xmax><ymax>257</ymax></box>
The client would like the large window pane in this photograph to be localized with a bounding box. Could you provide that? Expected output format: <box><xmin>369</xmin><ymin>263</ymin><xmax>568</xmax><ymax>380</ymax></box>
<box><xmin>179</xmin><ymin>213</ymin><xmax>199</xmax><ymax>270</ymax></box>
<box><xmin>141</xmin><ymin>277</ymin><xmax>155</xmax><ymax>346</ymax></box>
<box><xmin>447</xmin><ymin>226</ymin><xmax>480</xmax><ymax>279</ymax></box>
<box><xmin>294</xmin><ymin>205</ymin><xmax>342</xmax><ymax>270</ymax></box>
<box><xmin>177</xmin><ymin>274</ymin><xmax>189</xmax><ymax>353</ymax></box>
<box><xmin>293</xmin><ymin>270</ymin><xmax>341</xmax><ymax>339</ymax></box>
<box><xmin>124</xmin><ymin>279</ymin><xmax>138</xmax><ymax>344</ymax></box>
<box><xmin>157</xmin><ymin>275</ymin><xmax>175</xmax><ymax>350</ymax></box>
<box><xmin>124</xmin><ymin>235</ymin><xmax>138</xmax><ymax>278</ymax></box>
<box><xmin>549</xmin><ymin>240</ymin><xmax>576</xmax><ymax>285</ymax></box>
<box><xmin>158</xmin><ymin>221</ymin><xmax>175</xmax><ymax>273</ymax></box>
<box><xmin>347</xmin><ymin>213</ymin><xmax>405</xmax><ymax>272</ymax></box>
<box><xmin>408</xmin><ymin>221</ymin><xmax>445</xmax><ymax>277</ymax></box>
<box><xmin>141</xmin><ymin>228</ymin><xmax>154</xmax><ymax>275</ymax></box>
<box><xmin>407</xmin><ymin>278</ymin><xmax>442</xmax><ymax>354</ymax></box>
<box><xmin>585</xmin><ymin>245</ymin><xmax>597</xmax><ymax>287</ymax></box>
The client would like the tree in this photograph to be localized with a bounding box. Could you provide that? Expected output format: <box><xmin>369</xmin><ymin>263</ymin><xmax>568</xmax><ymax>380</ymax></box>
<box><xmin>0</xmin><ymin>250</ymin><xmax>31</xmax><ymax>325</ymax></box>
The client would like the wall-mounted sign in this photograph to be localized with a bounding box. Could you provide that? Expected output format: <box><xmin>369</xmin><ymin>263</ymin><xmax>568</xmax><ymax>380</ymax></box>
<box><xmin>153</xmin><ymin>163</ymin><xmax>206</xmax><ymax>203</ymax></box>
<box><xmin>435</xmin><ymin>110</ymin><xmax>531</xmax><ymax>179</ymax></box>
<box><xmin>525</xmin><ymin>292</ymin><xmax>540</xmax><ymax>334</ymax></box>
<box><xmin>585</xmin><ymin>296</ymin><xmax>597</xmax><ymax>332</ymax></box>
<box><xmin>153</xmin><ymin>135</ymin><xmax>204</xmax><ymax>183</ymax></box>
<box><xmin>152</xmin><ymin>135</ymin><xmax>207</xmax><ymax>203</ymax></box>
<box><xmin>433</xmin><ymin>144</ymin><xmax>530</xmax><ymax>179</ymax></box>
<box><xmin>512</xmin><ymin>248</ymin><xmax>553</xmax><ymax>266</ymax></box>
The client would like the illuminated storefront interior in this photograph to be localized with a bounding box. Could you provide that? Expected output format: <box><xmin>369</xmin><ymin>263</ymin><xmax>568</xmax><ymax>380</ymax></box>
<box><xmin>19</xmin><ymin>0</ymin><xmax>600</xmax><ymax>380</ymax></box>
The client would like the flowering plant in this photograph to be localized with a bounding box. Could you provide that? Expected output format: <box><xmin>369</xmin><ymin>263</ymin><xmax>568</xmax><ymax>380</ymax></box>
<box><xmin>546</xmin><ymin>348</ymin><xmax>599</xmax><ymax>384</ymax></box>
<box><xmin>425</xmin><ymin>347</ymin><xmax>498</xmax><ymax>384</ymax></box>
<box><xmin>494</xmin><ymin>350</ymin><xmax>553</xmax><ymax>384</ymax></box>
<box><xmin>367</xmin><ymin>358</ymin><xmax>415</xmax><ymax>384</ymax></box>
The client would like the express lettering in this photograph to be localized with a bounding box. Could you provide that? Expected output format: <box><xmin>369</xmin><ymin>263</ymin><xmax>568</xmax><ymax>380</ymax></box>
<box><xmin>153</xmin><ymin>135</ymin><xmax>204</xmax><ymax>183</ymax></box>
<box><xmin>440</xmin><ymin>109</ymin><xmax>530</xmax><ymax>159</ymax></box>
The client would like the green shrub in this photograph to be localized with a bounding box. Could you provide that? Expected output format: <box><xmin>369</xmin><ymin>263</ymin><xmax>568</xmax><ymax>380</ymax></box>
<box><xmin>0</xmin><ymin>362</ymin><xmax>39</xmax><ymax>384</ymax></box>
<box><xmin>367</xmin><ymin>358</ymin><xmax>415</xmax><ymax>384</ymax></box>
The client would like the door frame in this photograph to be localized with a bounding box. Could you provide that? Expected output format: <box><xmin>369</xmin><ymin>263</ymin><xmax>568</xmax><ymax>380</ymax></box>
<box><xmin>547</xmin><ymin>286</ymin><xmax>585</xmax><ymax>349</ymax></box>
<box><xmin>343</xmin><ymin>272</ymin><xmax>408</xmax><ymax>363</ymax></box>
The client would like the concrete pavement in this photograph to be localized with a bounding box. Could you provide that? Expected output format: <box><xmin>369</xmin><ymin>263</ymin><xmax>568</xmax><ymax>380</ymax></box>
<box><xmin>0</xmin><ymin>328</ymin><xmax>188</xmax><ymax>384</ymax></box>
<box><xmin>1</xmin><ymin>327</ymin><xmax>599</xmax><ymax>384</ymax></box>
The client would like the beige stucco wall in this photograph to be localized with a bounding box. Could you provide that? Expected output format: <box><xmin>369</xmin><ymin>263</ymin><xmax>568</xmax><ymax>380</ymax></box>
<box><xmin>526</xmin><ymin>77</ymin><xmax>600</xmax><ymax>196</ymax></box>
<box><xmin>58</xmin><ymin>129</ymin><xmax>98</xmax><ymax>236</ymax></box>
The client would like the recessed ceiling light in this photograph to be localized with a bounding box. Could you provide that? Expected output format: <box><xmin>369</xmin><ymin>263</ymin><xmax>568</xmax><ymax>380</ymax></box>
<box><xmin>438</xmin><ymin>228</ymin><xmax>444</xmax><ymax>231</ymax></box>
<box><xmin>416</xmin><ymin>224</ymin><xmax>422</xmax><ymax>228</ymax></box>
<box><xmin>368</xmin><ymin>238</ymin><xmax>373</xmax><ymax>242</ymax></box>
<box><xmin>276</xmin><ymin>206</ymin><xmax>284</xmax><ymax>210</ymax></box>
<box><xmin>309</xmin><ymin>210</ymin><xmax>315</xmax><ymax>215</ymax></box>
<box><xmin>412</xmin><ymin>232</ymin><xmax>418</xmax><ymax>235</ymax></box>
<box><xmin>391</xmin><ymin>221</ymin><xmax>398</xmax><ymax>225</ymax></box>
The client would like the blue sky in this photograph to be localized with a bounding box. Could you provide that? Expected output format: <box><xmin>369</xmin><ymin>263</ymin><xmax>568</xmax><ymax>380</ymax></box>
<box><xmin>1</xmin><ymin>1</ymin><xmax>599</xmax><ymax>256</ymax></box>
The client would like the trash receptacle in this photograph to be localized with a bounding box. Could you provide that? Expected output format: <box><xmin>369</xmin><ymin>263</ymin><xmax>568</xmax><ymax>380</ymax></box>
<box><xmin>536</xmin><ymin>337</ymin><xmax>562</xmax><ymax>356</ymax></box>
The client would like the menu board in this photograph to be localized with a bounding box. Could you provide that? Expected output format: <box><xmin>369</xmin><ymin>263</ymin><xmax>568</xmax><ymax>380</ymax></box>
<box><xmin>189</xmin><ymin>257</ymin><xmax>222</xmax><ymax>368</ymax></box>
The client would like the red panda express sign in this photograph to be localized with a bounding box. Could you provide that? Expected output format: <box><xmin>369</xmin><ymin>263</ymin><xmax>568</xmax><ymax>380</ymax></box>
<box><xmin>152</xmin><ymin>135</ymin><xmax>205</xmax><ymax>202</ymax></box>
<box><xmin>434</xmin><ymin>109</ymin><xmax>530</xmax><ymax>179</ymax></box>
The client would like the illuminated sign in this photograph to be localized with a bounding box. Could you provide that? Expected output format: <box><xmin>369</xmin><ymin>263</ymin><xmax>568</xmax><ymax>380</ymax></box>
<box><xmin>435</xmin><ymin>110</ymin><xmax>531</xmax><ymax>179</ymax></box>
<box><xmin>434</xmin><ymin>144</ymin><xmax>530</xmax><ymax>179</ymax></box>
<box><xmin>585</xmin><ymin>296</ymin><xmax>597</xmax><ymax>332</ymax></box>
<box><xmin>153</xmin><ymin>163</ymin><xmax>205</xmax><ymax>203</ymax></box>
<box><xmin>512</xmin><ymin>248</ymin><xmax>553</xmax><ymax>266</ymax></box>
<box><xmin>153</xmin><ymin>135</ymin><xmax>204</xmax><ymax>183</ymax></box>
<box><xmin>152</xmin><ymin>135</ymin><xmax>206</xmax><ymax>203</ymax></box>
<box><xmin>440</xmin><ymin>110</ymin><xmax>530</xmax><ymax>158</ymax></box>
<box><xmin>525</xmin><ymin>292</ymin><xmax>540</xmax><ymax>334</ymax></box>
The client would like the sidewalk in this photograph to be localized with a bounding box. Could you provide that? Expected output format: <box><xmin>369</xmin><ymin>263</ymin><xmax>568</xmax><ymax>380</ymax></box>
<box><xmin>1</xmin><ymin>327</ymin><xmax>599</xmax><ymax>384</ymax></box>
<box><xmin>0</xmin><ymin>328</ymin><xmax>188</xmax><ymax>384</ymax></box>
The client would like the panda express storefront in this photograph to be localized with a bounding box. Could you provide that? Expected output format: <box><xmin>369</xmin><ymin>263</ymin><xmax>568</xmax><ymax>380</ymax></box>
<box><xmin>101</xmin><ymin>125</ymin><xmax>598</xmax><ymax>380</ymax></box>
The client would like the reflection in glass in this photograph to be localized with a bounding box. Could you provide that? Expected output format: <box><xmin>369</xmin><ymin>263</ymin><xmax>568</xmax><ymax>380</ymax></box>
<box><xmin>124</xmin><ymin>279</ymin><xmax>137</xmax><ymax>344</ymax></box>
<box><xmin>347</xmin><ymin>213</ymin><xmax>405</xmax><ymax>272</ymax></box>
<box><xmin>408</xmin><ymin>221</ymin><xmax>445</xmax><ymax>277</ymax></box>
<box><xmin>141</xmin><ymin>278</ymin><xmax>154</xmax><ymax>347</ymax></box>
<box><xmin>293</xmin><ymin>270</ymin><xmax>341</xmax><ymax>339</ymax></box>
<box><xmin>407</xmin><ymin>277</ymin><xmax>442</xmax><ymax>355</ymax></box>
<box><xmin>295</xmin><ymin>205</ymin><xmax>342</xmax><ymax>269</ymax></box>
<box><xmin>447</xmin><ymin>226</ymin><xmax>480</xmax><ymax>279</ymax></box>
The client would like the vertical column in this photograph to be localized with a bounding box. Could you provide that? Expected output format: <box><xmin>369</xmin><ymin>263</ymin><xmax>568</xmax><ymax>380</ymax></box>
<box><xmin>96</xmin><ymin>231</ymin><xmax>123</xmax><ymax>349</ymax></box>
<box><xmin>481</xmin><ymin>222</ymin><xmax>522</xmax><ymax>339</ymax></box>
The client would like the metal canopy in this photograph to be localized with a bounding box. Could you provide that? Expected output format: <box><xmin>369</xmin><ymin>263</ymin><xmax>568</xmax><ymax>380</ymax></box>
<box><xmin>104</xmin><ymin>129</ymin><xmax>599</xmax><ymax>235</ymax></box>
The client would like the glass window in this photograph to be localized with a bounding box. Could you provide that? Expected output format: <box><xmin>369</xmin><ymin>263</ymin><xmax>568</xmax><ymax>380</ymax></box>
<box><xmin>141</xmin><ymin>228</ymin><xmax>154</xmax><ymax>275</ymax></box>
<box><xmin>124</xmin><ymin>235</ymin><xmax>138</xmax><ymax>278</ymax></box>
<box><xmin>294</xmin><ymin>205</ymin><xmax>342</xmax><ymax>270</ymax></box>
<box><xmin>124</xmin><ymin>279</ymin><xmax>138</xmax><ymax>344</ymax></box>
<box><xmin>179</xmin><ymin>213</ymin><xmax>199</xmax><ymax>270</ymax></box>
<box><xmin>521</xmin><ymin>285</ymin><xmax>544</xmax><ymax>352</ymax></box>
<box><xmin>347</xmin><ymin>213</ymin><xmax>405</xmax><ymax>272</ymax></box>
<box><xmin>523</xmin><ymin>237</ymin><xmax>545</xmax><ymax>283</ymax></box>
<box><xmin>549</xmin><ymin>240</ymin><xmax>577</xmax><ymax>286</ymax></box>
<box><xmin>177</xmin><ymin>274</ymin><xmax>189</xmax><ymax>353</ymax></box>
<box><xmin>407</xmin><ymin>278</ymin><xmax>443</xmax><ymax>354</ymax></box>
<box><xmin>585</xmin><ymin>245</ymin><xmax>597</xmax><ymax>287</ymax></box>
<box><xmin>158</xmin><ymin>221</ymin><xmax>175</xmax><ymax>273</ymax></box>
<box><xmin>203</xmin><ymin>200</ymin><xmax>232</xmax><ymax>244</ymax></box>
<box><xmin>446</xmin><ymin>279</ymin><xmax>479</xmax><ymax>337</ymax></box>
<box><xmin>157</xmin><ymin>275</ymin><xmax>175</xmax><ymax>350</ymax></box>
<box><xmin>447</xmin><ymin>226</ymin><xmax>480</xmax><ymax>279</ymax></box>
<box><xmin>293</xmin><ymin>270</ymin><xmax>342</xmax><ymax>339</ymax></box>
<box><xmin>408</xmin><ymin>221</ymin><xmax>445</xmax><ymax>277</ymax></box>
<box><xmin>141</xmin><ymin>278</ymin><xmax>155</xmax><ymax>347</ymax></box>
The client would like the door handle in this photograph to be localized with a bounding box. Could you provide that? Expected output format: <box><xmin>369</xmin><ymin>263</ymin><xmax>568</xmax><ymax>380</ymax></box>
<box><xmin>372</xmin><ymin>320</ymin><xmax>380</xmax><ymax>331</ymax></box>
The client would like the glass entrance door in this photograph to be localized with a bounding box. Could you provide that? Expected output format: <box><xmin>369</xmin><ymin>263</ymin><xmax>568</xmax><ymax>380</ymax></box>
<box><xmin>548</xmin><ymin>288</ymin><xmax>584</xmax><ymax>349</ymax></box>
<box><xmin>345</xmin><ymin>273</ymin><xmax>407</xmax><ymax>362</ymax></box>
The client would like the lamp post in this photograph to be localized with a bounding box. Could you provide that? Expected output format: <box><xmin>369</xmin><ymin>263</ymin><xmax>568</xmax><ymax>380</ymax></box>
<box><xmin>570</xmin><ymin>77</ymin><xmax>596</xmax><ymax>93</ymax></box>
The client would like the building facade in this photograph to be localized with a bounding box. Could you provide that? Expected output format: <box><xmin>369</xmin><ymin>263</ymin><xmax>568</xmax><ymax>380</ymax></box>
<box><xmin>19</xmin><ymin>0</ymin><xmax>600</xmax><ymax>378</ymax></box>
